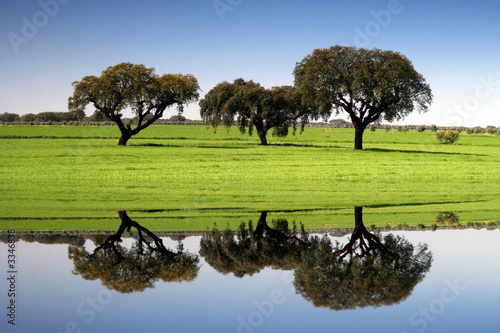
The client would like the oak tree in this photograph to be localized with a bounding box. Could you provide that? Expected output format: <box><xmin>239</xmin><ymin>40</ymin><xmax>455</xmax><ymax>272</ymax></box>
<box><xmin>294</xmin><ymin>46</ymin><xmax>433</xmax><ymax>149</ymax></box>
<box><xmin>200</xmin><ymin>79</ymin><xmax>323</xmax><ymax>145</ymax></box>
<box><xmin>68</xmin><ymin>63</ymin><xmax>200</xmax><ymax>145</ymax></box>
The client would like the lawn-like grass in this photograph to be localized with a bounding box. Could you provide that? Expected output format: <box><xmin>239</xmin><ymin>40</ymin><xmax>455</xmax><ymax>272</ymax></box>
<box><xmin>1</xmin><ymin>124</ymin><xmax>499</xmax><ymax>231</ymax></box>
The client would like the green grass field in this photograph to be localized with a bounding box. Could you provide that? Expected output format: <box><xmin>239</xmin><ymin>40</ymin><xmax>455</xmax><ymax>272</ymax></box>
<box><xmin>1</xmin><ymin>124</ymin><xmax>499</xmax><ymax>231</ymax></box>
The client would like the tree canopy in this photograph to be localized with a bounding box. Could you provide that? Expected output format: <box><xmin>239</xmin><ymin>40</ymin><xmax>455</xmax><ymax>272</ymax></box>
<box><xmin>294</xmin><ymin>45</ymin><xmax>433</xmax><ymax>149</ymax></box>
<box><xmin>68</xmin><ymin>63</ymin><xmax>200</xmax><ymax>145</ymax></box>
<box><xmin>199</xmin><ymin>78</ymin><xmax>325</xmax><ymax>145</ymax></box>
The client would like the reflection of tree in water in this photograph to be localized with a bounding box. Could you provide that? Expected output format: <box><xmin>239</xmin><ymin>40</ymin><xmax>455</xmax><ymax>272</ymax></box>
<box><xmin>199</xmin><ymin>211</ymin><xmax>310</xmax><ymax>277</ymax></box>
<box><xmin>68</xmin><ymin>211</ymin><xmax>199</xmax><ymax>293</ymax></box>
<box><xmin>294</xmin><ymin>207</ymin><xmax>433</xmax><ymax>310</ymax></box>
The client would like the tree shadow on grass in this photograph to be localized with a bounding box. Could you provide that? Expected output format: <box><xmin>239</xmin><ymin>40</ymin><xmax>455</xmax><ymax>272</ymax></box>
<box><xmin>130</xmin><ymin>143</ymin><xmax>182</xmax><ymax>148</ymax></box>
<box><xmin>365</xmin><ymin>147</ymin><xmax>487</xmax><ymax>156</ymax></box>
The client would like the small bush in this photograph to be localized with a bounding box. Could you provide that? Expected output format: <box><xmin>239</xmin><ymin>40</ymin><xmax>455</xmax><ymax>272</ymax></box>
<box><xmin>435</xmin><ymin>130</ymin><xmax>460</xmax><ymax>144</ymax></box>
<box><xmin>436</xmin><ymin>212</ymin><xmax>460</xmax><ymax>226</ymax></box>
<box><xmin>430</xmin><ymin>124</ymin><xmax>438</xmax><ymax>132</ymax></box>
<box><xmin>384</xmin><ymin>125</ymin><xmax>392</xmax><ymax>133</ymax></box>
<box><xmin>397</xmin><ymin>223</ymin><xmax>410</xmax><ymax>230</ymax></box>
<box><xmin>473</xmin><ymin>126</ymin><xmax>485</xmax><ymax>134</ymax></box>
<box><xmin>416</xmin><ymin>125</ymin><xmax>426</xmax><ymax>133</ymax></box>
<box><xmin>486</xmin><ymin>126</ymin><xmax>497</xmax><ymax>134</ymax></box>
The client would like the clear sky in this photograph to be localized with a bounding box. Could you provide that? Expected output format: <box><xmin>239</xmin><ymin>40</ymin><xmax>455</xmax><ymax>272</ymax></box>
<box><xmin>1</xmin><ymin>0</ymin><xmax>499</xmax><ymax>127</ymax></box>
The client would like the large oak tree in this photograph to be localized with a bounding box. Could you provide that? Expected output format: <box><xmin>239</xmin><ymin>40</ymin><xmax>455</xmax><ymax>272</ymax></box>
<box><xmin>199</xmin><ymin>78</ymin><xmax>324</xmax><ymax>145</ymax></box>
<box><xmin>294</xmin><ymin>46</ymin><xmax>433</xmax><ymax>149</ymax></box>
<box><xmin>68</xmin><ymin>63</ymin><xmax>200</xmax><ymax>145</ymax></box>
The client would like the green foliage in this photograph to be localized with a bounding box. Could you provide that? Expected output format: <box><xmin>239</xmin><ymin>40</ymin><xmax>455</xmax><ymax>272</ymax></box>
<box><xmin>473</xmin><ymin>126</ymin><xmax>485</xmax><ymax>134</ymax></box>
<box><xmin>294</xmin><ymin>45</ymin><xmax>432</xmax><ymax>149</ymax></box>
<box><xmin>168</xmin><ymin>115</ymin><xmax>187</xmax><ymax>122</ymax></box>
<box><xmin>68</xmin><ymin>62</ymin><xmax>200</xmax><ymax>145</ymax></box>
<box><xmin>435</xmin><ymin>212</ymin><xmax>460</xmax><ymax>226</ymax></box>
<box><xmin>430</xmin><ymin>124</ymin><xmax>438</xmax><ymax>132</ymax></box>
<box><xmin>0</xmin><ymin>113</ymin><xmax>20</xmax><ymax>122</ymax></box>
<box><xmin>486</xmin><ymin>126</ymin><xmax>497</xmax><ymax>134</ymax></box>
<box><xmin>416</xmin><ymin>125</ymin><xmax>426</xmax><ymax>133</ymax></box>
<box><xmin>199</xmin><ymin>79</ymin><xmax>315</xmax><ymax>145</ymax></box>
<box><xmin>435</xmin><ymin>130</ymin><xmax>460</xmax><ymax>144</ymax></box>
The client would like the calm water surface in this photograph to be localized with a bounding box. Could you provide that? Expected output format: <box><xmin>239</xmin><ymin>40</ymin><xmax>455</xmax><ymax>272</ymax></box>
<box><xmin>1</xmin><ymin>229</ymin><xmax>499</xmax><ymax>333</ymax></box>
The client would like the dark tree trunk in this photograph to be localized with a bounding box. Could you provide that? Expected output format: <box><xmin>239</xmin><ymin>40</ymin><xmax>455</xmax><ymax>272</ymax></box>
<box><xmin>354</xmin><ymin>206</ymin><xmax>364</xmax><ymax>230</ymax></box>
<box><xmin>354</xmin><ymin>124</ymin><xmax>366</xmax><ymax>150</ymax></box>
<box><xmin>258</xmin><ymin>131</ymin><xmax>268</xmax><ymax>145</ymax></box>
<box><xmin>335</xmin><ymin>206</ymin><xmax>384</xmax><ymax>257</ymax></box>
<box><xmin>253</xmin><ymin>211</ymin><xmax>308</xmax><ymax>245</ymax></box>
<box><xmin>118</xmin><ymin>131</ymin><xmax>132</xmax><ymax>146</ymax></box>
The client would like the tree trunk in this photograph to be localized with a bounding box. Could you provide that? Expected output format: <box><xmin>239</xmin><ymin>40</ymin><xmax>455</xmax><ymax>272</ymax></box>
<box><xmin>354</xmin><ymin>124</ymin><xmax>366</xmax><ymax>150</ymax></box>
<box><xmin>335</xmin><ymin>206</ymin><xmax>384</xmax><ymax>257</ymax></box>
<box><xmin>354</xmin><ymin>206</ymin><xmax>364</xmax><ymax>230</ymax></box>
<box><xmin>258</xmin><ymin>131</ymin><xmax>268</xmax><ymax>145</ymax></box>
<box><xmin>118</xmin><ymin>131</ymin><xmax>132</xmax><ymax>146</ymax></box>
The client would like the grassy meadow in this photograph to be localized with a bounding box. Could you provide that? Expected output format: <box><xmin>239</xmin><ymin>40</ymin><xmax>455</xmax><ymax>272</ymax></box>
<box><xmin>1</xmin><ymin>124</ymin><xmax>499</xmax><ymax>231</ymax></box>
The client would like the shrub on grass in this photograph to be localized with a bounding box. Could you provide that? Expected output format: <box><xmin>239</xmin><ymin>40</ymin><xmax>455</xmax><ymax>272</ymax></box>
<box><xmin>486</xmin><ymin>126</ymin><xmax>497</xmax><ymax>134</ymax></box>
<box><xmin>435</xmin><ymin>130</ymin><xmax>460</xmax><ymax>144</ymax></box>
<box><xmin>430</xmin><ymin>124</ymin><xmax>438</xmax><ymax>132</ymax></box>
<box><xmin>473</xmin><ymin>126</ymin><xmax>485</xmax><ymax>134</ymax></box>
<box><xmin>416</xmin><ymin>125</ymin><xmax>426</xmax><ymax>133</ymax></box>
<box><xmin>384</xmin><ymin>125</ymin><xmax>392</xmax><ymax>133</ymax></box>
<box><xmin>435</xmin><ymin>212</ymin><xmax>460</xmax><ymax>226</ymax></box>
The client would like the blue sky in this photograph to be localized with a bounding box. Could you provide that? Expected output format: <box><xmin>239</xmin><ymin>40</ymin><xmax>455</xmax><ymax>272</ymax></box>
<box><xmin>1</xmin><ymin>0</ymin><xmax>499</xmax><ymax>126</ymax></box>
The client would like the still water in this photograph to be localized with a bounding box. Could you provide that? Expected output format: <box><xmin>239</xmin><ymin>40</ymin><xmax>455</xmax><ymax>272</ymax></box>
<box><xmin>1</xmin><ymin>224</ymin><xmax>499</xmax><ymax>333</ymax></box>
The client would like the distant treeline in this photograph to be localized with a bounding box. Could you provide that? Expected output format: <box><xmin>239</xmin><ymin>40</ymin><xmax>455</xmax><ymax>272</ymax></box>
<box><xmin>0</xmin><ymin>111</ymin><xmax>204</xmax><ymax>126</ymax></box>
<box><xmin>0</xmin><ymin>111</ymin><xmax>499</xmax><ymax>134</ymax></box>
<box><xmin>1</xmin><ymin>220</ymin><xmax>499</xmax><ymax>245</ymax></box>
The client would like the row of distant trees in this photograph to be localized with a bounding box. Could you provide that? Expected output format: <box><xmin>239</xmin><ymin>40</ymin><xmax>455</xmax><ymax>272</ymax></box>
<box><xmin>2</xmin><ymin>111</ymin><xmax>498</xmax><ymax>135</ymax></box>
<box><xmin>0</xmin><ymin>111</ymin><xmax>200</xmax><ymax>125</ymax></box>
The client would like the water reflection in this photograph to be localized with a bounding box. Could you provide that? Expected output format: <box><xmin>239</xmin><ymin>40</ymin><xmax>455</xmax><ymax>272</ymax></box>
<box><xmin>294</xmin><ymin>206</ymin><xmax>433</xmax><ymax>310</ymax></box>
<box><xmin>43</xmin><ymin>208</ymin><xmax>433</xmax><ymax>308</ymax></box>
<box><xmin>68</xmin><ymin>211</ymin><xmax>199</xmax><ymax>293</ymax></box>
<box><xmin>199</xmin><ymin>211</ymin><xmax>310</xmax><ymax>277</ymax></box>
<box><xmin>201</xmin><ymin>207</ymin><xmax>433</xmax><ymax>310</ymax></box>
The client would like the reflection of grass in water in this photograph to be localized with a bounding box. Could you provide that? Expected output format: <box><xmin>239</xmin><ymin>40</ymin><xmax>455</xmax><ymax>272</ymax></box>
<box><xmin>0</xmin><ymin>125</ymin><xmax>499</xmax><ymax>231</ymax></box>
